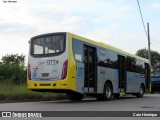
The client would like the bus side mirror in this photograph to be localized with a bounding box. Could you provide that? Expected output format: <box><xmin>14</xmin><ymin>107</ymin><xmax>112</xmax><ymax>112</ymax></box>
<box><xmin>28</xmin><ymin>40</ymin><xmax>30</xmax><ymax>44</ymax></box>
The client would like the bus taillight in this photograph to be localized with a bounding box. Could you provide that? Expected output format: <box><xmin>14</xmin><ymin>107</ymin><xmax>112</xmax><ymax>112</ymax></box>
<box><xmin>61</xmin><ymin>60</ymin><xmax>68</xmax><ymax>79</ymax></box>
<box><xmin>28</xmin><ymin>63</ymin><xmax>31</xmax><ymax>80</ymax></box>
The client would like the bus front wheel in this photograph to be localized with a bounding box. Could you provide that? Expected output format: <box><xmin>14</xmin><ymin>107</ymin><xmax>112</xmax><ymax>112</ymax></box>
<box><xmin>136</xmin><ymin>85</ymin><xmax>145</xmax><ymax>98</ymax></box>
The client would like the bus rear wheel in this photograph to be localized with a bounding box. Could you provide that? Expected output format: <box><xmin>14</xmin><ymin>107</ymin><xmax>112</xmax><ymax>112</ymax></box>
<box><xmin>67</xmin><ymin>93</ymin><xmax>84</xmax><ymax>101</ymax></box>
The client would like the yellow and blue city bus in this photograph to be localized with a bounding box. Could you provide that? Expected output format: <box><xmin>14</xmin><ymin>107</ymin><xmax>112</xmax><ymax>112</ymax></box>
<box><xmin>27</xmin><ymin>32</ymin><xmax>151</xmax><ymax>101</ymax></box>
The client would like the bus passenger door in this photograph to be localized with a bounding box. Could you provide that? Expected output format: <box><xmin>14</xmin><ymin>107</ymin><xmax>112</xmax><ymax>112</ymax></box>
<box><xmin>84</xmin><ymin>45</ymin><xmax>97</xmax><ymax>93</ymax></box>
<box><xmin>145</xmin><ymin>63</ymin><xmax>150</xmax><ymax>92</ymax></box>
<box><xmin>118</xmin><ymin>55</ymin><xmax>127</xmax><ymax>92</ymax></box>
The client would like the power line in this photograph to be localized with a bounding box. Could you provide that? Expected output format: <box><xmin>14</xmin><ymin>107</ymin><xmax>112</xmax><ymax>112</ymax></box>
<box><xmin>136</xmin><ymin>0</ymin><xmax>148</xmax><ymax>37</ymax></box>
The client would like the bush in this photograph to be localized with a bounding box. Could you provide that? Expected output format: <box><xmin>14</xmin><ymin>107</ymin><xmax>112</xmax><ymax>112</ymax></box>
<box><xmin>0</xmin><ymin>54</ymin><xmax>27</xmax><ymax>85</ymax></box>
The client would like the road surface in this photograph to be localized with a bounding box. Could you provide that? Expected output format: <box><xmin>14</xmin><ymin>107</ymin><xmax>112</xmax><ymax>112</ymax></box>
<box><xmin>0</xmin><ymin>94</ymin><xmax>160</xmax><ymax>120</ymax></box>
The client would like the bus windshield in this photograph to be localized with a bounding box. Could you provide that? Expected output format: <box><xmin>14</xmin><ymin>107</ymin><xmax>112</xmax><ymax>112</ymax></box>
<box><xmin>31</xmin><ymin>35</ymin><xmax>65</xmax><ymax>56</ymax></box>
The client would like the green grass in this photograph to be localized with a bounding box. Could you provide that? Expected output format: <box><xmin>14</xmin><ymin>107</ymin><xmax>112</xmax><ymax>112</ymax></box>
<box><xmin>0</xmin><ymin>84</ymin><xmax>67</xmax><ymax>103</ymax></box>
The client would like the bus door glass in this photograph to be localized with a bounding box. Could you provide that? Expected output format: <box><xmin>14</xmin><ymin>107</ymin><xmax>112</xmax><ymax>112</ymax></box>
<box><xmin>145</xmin><ymin>63</ymin><xmax>150</xmax><ymax>91</ymax></box>
<box><xmin>118</xmin><ymin>55</ymin><xmax>127</xmax><ymax>92</ymax></box>
<box><xmin>84</xmin><ymin>45</ymin><xmax>97</xmax><ymax>92</ymax></box>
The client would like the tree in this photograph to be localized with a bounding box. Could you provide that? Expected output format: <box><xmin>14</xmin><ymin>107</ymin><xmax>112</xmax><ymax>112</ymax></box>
<box><xmin>136</xmin><ymin>48</ymin><xmax>160</xmax><ymax>69</ymax></box>
<box><xmin>0</xmin><ymin>54</ymin><xmax>27</xmax><ymax>85</ymax></box>
<box><xmin>1</xmin><ymin>54</ymin><xmax>25</xmax><ymax>67</ymax></box>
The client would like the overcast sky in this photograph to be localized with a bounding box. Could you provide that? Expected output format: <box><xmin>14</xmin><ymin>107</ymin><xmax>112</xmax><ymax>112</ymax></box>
<box><xmin>0</xmin><ymin>0</ymin><xmax>160</xmax><ymax>61</ymax></box>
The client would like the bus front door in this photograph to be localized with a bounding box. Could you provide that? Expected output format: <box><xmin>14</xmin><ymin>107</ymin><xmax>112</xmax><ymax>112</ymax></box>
<box><xmin>145</xmin><ymin>63</ymin><xmax>150</xmax><ymax>92</ymax></box>
<box><xmin>118</xmin><ymin>55</ymin><xmax>127</xmax><ymax>92</ymax></box>
<box><xmin>84</xmin><ymin>45</ymin><xmax>97</xmax><ymax>93</ymax></box>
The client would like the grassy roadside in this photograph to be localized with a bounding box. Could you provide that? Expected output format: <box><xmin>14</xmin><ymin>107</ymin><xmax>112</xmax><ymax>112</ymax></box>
<box><xmin>0</xmin><ymin>84</ymin><xmax>67</xmax><ymax>103</ymax></box>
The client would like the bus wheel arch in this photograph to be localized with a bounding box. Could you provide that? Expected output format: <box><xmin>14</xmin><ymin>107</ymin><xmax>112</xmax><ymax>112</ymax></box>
<box><xmin>105</xmin><ymin>80</ymin><xmax>113</xmax><ymax>89</ymax></box>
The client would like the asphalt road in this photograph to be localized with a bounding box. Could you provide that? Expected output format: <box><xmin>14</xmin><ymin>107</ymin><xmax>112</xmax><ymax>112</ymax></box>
<box><xmin>0</xmin><ymin>94</ymin><xmax>160</xmax><ymax>120</ymax></box>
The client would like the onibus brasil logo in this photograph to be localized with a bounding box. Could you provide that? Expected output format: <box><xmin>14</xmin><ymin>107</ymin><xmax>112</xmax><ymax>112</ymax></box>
<box><xmin>2</xmin><ymin>112</ymin><xmax>42</xmax><ymax>118</ymax></box>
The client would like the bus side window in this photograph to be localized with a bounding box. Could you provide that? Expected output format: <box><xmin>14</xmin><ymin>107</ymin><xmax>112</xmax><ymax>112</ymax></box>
<box><xmin>72</xmin><ymin>39</ymin><xmax>83</xmax><ymax>63</ymax></box>
<box><xmin>108</xmin><ymin>50</ymin><xmax>118</xmax><ymax>69</ymax></box>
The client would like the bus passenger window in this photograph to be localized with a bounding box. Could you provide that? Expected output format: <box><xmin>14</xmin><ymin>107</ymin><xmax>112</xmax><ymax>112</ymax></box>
<box><xmin>72</xmin><ymin>39</ymin><xmax>83</xmax><ymax>63</ymax></box>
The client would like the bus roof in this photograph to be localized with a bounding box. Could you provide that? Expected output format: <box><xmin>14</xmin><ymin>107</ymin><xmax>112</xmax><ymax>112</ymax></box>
<box><xmin>68</xmin><ymin>32</ymin><xmax>149</xmax><ymax>63</ymax></box>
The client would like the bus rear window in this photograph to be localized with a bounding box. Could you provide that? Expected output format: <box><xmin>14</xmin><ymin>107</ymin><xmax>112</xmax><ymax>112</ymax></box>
<box><xmin>31</xmin><ymin>35</ymin><xmax>65</xmax><ymax>56</ymax></box>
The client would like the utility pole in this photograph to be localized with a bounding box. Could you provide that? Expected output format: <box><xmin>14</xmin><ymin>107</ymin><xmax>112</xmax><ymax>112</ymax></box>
<box><xmin>147</xmin><ymin>22</ymin><xmax>151</xmax><ymax>65</ymax></box>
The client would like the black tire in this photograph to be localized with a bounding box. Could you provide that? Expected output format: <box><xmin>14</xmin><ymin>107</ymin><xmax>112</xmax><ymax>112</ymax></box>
<box><xmin>113</xmin><ymin>93</ymin><xmax>120</xmax><ymax>98</ymax></box>
<box><xmin>97</xmin><ymin>83</ymin><xmax>113</xmax><ymax>101</ymax></box>
<box><xmin>136</xmin><ymin>85</ymin><xmax>145</xmax><ymax>98</ymax></box>
<box><xmin>67</xmin><ymin>93</ymin><xmax>83</xmax><ymax>101</ymax></box>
